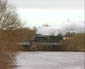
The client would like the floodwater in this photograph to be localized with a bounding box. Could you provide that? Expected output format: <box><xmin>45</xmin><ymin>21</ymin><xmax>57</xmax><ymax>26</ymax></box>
<box><xmin>15</xmin><ymin>52</ymin><xmax>85</xmax><ymax>69</ymax></box>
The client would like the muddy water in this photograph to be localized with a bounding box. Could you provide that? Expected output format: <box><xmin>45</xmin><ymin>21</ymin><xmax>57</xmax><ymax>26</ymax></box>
<box><xmin>15</xmin><ymin>52</ymin><xmax>85</xmax><ymax>69</ymax></box>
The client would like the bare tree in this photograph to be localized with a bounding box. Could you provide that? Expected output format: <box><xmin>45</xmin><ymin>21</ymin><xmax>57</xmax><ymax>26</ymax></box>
<box><xmin>0</xmin><ymin>0</ymin><xmax>22</xmax><ymax>67</ymax></box>
<box><xmin>0</xmin><ymin>0</ymin><xmax>7</xmax><ymax>12</ymax></box>
<box><xmin>0</xmin><ymin>0</ymin><xmax>21</xmax><ymax>31</ymax></box>
<box><xmin>0</xmin><ymin>0</ymin><xmax>22</xmax><ymax>49</ymax></box>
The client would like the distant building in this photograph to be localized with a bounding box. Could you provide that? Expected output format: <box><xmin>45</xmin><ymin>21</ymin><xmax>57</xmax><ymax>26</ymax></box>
<box><xmin>32</xmin><ymin>34</ymin><xmax>61</xmax><ymax>46</ymax></box>
<box><xmin>20</xmin><ymin>34</ymin><xmax>62</xmax><ymax>51</ymax></box>
<box><xmin>63</xmin><ymin>32</ymin><xmax>74</xmax><ymax>40</ymax></box>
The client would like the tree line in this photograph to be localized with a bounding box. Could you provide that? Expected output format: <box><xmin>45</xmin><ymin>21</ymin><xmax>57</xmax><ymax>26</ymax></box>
<box><xmin>0</xmin><ymin>0</ymin><xmax>35</xmax><ymax>68</ymax></box>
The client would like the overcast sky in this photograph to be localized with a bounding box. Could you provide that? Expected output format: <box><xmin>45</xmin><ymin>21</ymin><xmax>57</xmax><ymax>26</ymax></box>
<box><xmin>8</xmin><ymin>0</ymin><xmax>84</xmax><ymax>28</ymax></box>
<box><xmin>8</xmin><ymin>0</ymin><xmax>84</xmax><ymax>9</ymax></box>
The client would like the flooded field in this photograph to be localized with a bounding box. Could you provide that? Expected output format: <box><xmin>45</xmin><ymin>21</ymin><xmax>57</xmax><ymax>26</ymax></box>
<box><xmin>15</xmin><ymin>52</ymin><xmax>85</xmax><ymax>69</ymax></box>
